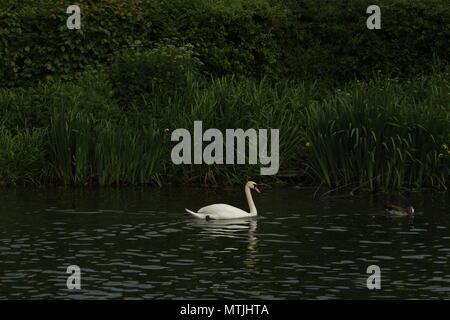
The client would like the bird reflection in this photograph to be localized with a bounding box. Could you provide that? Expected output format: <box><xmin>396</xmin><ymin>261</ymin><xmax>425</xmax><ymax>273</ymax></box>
<box><xmin>191</xmin><ymin>217</ymin><xmax>255</xmax><ymax>236</ymax></box>
<box><xmin>244</xmin><ymin>219</ymin><xmax>258</xmax><ymax>268</ymax></box>
<box><xmin>190</xmin><ymin>218</ymin><xmax>259</xmax><ymax>268</ymax></box>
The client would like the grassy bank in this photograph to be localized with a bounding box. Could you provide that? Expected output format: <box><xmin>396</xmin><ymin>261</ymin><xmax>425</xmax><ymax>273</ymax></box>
<box><xmin>0</xmin><ymin>66</ymin><xmax>448</xmax><ymax>190</ymax></box>
<box><xmin>1</xmin><ymin>0</ymin><xmax>448</xmax><ymax>191</ymax></box>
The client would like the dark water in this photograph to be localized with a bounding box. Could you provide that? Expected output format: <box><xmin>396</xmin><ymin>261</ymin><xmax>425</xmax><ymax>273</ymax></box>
<box><xmin>0</xmin><ymin>186</ymin><xmax>449</xmax><ymax>299</ymax></box>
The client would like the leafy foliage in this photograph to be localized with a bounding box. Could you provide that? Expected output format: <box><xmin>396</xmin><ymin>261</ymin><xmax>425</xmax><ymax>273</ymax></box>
<box><xmin>108</xmin><ymin>43</ymin><xmax>203</xmax><ymax>106</ymax></box>
<box><xmin>0</xmin><ymin>0</ymin><xmax>448</xmax><ymax>87</ymax></box>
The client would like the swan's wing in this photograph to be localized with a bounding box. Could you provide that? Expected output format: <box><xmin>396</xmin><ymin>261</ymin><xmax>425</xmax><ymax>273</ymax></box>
<box><xmin>185</xmin><ymin>208</ymin><xmax>208</xmax><ymax>219</ymax></box>
<box><xmin>198</xmin><ymin>204</ymin><xmax>249</xmax><ymax>219</ymax></box>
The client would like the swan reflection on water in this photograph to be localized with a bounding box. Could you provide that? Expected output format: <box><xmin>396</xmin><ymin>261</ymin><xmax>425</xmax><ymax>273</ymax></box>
<box><xmin>190</xmin><ymin>217</ymin><xmax>258</xmax><ymax>238</ymax></box>
<box><xmin>189</xmin><ymin>218</ymin><xmax>259</xmax><ymax>268</ymax></box>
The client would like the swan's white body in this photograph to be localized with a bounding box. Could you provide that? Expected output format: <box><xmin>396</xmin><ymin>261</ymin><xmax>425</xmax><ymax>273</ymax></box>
<box><xmin>185</xmin><ymin>181</ymin><xmax>259</xmax><ymax>220</ymax></box>
<box><xmin>186</xmin><ymin>204</ymin><xmax>256</xmax><ymax>220</ymax></box>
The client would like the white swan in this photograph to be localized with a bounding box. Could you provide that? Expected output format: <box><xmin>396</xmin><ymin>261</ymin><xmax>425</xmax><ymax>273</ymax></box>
<box><xmin>185</xmin><ymin>181</ymin><xmax>260</xmax><ymax>220</ymax></box>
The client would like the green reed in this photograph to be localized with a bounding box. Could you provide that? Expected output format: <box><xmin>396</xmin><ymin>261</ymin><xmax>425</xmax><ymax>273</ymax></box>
<box><xmin>0</xmin><ymin>126</ymin><xmax>46</xmax><ymax>185</ymax></box>
<box><xmin>48</xmin><ymin>109</ymin><xmax>165</xmax><ymax>186</ymax></box>
<box><xmin>153</xmin><ymin>75</ymin><xmax>316</xmax><ymax>184</ymax></box>
<box><xmin>303</xmin><ymin>73</ymin><xmax>449</xmax><ymax>190</ymax></box>
<box><xmin>0</xmin><ymin>69</ymin><xmax>448</xmax><ymax>189</ymax></box>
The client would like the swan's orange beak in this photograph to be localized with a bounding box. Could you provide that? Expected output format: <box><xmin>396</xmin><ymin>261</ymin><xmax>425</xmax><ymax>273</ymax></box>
<box><xmin>254</xmin><ymin>186</ymin><xmax>261</xmax><ymax>193</ymax></box>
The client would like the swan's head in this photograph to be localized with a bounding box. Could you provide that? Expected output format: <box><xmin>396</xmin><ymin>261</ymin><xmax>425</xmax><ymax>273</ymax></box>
<box><xmin>246</xmin><ymin>181</ymin><xmax>260</xmax><ymax>193</ymax></box>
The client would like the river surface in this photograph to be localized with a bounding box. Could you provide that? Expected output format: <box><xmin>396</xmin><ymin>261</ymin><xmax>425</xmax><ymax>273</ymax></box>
<box><xmin>0</xmin><ymin>186</ymin><xmax>449</xmax><ymax>299</ymax></box>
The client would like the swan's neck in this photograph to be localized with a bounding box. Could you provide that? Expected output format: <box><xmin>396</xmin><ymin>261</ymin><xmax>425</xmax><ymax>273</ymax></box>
<box><xmin>245</xmin><ymin>186</ymin><xmax>257</xmax><ymax>214</ymax></box>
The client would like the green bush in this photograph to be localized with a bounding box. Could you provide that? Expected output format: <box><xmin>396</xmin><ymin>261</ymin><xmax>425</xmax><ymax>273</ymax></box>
<box><xmin>280</xmin><ymin>0</ymin><xmax>450</xmax><ymax>81</ymax></box>
<box><xmin>0</xmin><ymin>0</ymin><xmax>154</xmax><ymax>87</ymax></box>
<box><xmin>0</xmin><ymin>70</ymin><xmax>120</xmax><ymax>131</ymax></box>
<box><xmin>108</xmin><ymin>43</ymin><xmax>203</xmax><ymax>106</ymax></box>
<box><xmin>1</xmin><ymin>0</ymin><xmax>448</xmax><ymax>87</ymax></box>
<box><xmin>152</xmin><ymin>0</ymin><xmax>289</xmax><ymax>78</ymax></box>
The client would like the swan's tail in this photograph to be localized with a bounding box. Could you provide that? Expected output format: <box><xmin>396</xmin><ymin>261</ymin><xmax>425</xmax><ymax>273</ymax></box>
<box><xmin>185</xmin><ymin>208</ymin><xmax>205</xmax><ymax>219</ymax></box>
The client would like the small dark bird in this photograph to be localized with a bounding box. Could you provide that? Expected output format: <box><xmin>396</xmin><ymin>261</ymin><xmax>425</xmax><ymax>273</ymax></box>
<box><xmin>385</xmin><ymin>204</ymin><xmax>415</xmax><ymax>216</ymax></box>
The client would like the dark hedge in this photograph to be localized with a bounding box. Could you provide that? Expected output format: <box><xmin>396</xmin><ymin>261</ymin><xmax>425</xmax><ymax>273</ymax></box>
<box><xmin>0</xmin><ymin>0</ymin><xmax>448</xmax><ymax>87</ymax></box>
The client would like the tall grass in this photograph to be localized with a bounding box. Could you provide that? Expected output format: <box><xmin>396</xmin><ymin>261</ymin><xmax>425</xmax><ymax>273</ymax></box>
<box><xmin>48</xmin><ymin>109</ymin><xmax>165</xmax><ymax>186</ymax></box>
<box><xmin>151</xmin><ymin>75</ymin><xmax>317</xmax><ymax>184</ymax></box>
<box><xmin>303</xmin><ymin>73</ymin><xmax>450</xmax><ymax>190</ymax></box>
<box><xmin>0</xmin><ymin>67</ymin><xmax>448</xmax><ymax>189</ymax></box>
<box><xmin>0</xmin><ymin>126</ymin><xmax>46</xmax><ymax>185</ymax></box>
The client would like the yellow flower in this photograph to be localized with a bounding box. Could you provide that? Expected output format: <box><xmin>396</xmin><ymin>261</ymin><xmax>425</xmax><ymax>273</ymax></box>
<box><xmin>164</xmin><ymin>128</ymin><xmax>170</xmax><ymax>133</ymax></box>
<box><xmin>438</xmin><ymin>153</ymin><xmax>444</xmax><ymax>158</ymax></box>
<box><xmin>442</xmin><ymin>144</ymin><xmax>448</xmax><ymax>150</ymax></box>
<box><xmin>305</xmin><ymin>142</ymin><xmax>312</xmax><ymax>147</ymax></box>
<box><xmin>447</xmin><ymin>150</ymin><xmax>450</xmax><ymax>155</ymax></box>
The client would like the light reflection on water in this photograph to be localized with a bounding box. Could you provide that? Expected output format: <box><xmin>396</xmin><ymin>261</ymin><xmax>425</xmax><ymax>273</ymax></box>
<box><xmin>0</xmin><ymin>187</ymin><xmax>449</xmax><ymax>299</ymax></box>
